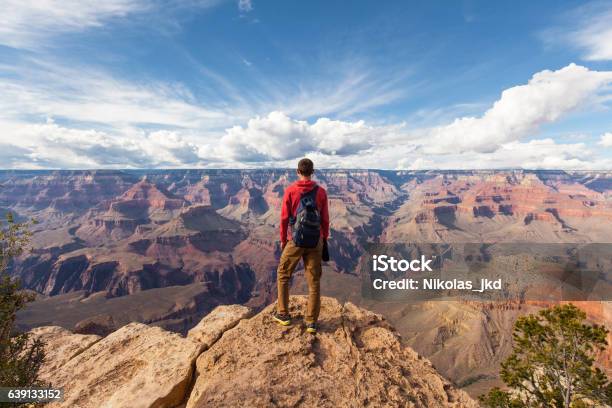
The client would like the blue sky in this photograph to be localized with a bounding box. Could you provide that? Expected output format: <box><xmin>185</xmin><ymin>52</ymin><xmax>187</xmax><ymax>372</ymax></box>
<box><xmin>0</xmin><ymin>0</ymin><xmax>611</xmax><ymax>169</ymax></box>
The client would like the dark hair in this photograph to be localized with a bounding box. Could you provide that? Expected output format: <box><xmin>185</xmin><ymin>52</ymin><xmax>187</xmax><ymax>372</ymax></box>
<box><xmin>297</xmin><ymin>158</ymin><xmax>314</xmax><ymax>177</ymax></box>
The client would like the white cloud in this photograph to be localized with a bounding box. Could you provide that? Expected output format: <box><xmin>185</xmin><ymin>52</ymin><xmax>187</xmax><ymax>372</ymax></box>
<box><xmin>469</xmin><ymin>139</ymin><xmax>598</xmax><ymax>170</ymax></box>
<box><xmin>2</xmin><ymin>112</ymin><xmax>610</xmax><ymax>170</ymax></box>
<box><xmin>0</xmin><ymin>57</ymin><xmax>414</xmax><ymax>168</ymax></box>
<box><xmin>0</xmin><ymin>59</ymin><xmax>241</xmax><ymax>130</ymax></box>
<box><xmin>423</xmin><ymin>64</ymin><xmax>612</xmax><ymax>154</ymax></box>
<box><xmin>218</xmin><ymin>112</ymin><xmax>315</xmax><ymax>161</ymax></box>
<box><xmin>238</xmin><ymin>0</ymin><xmax>253</xmax><ymax>12</ymax></box>
<box><xmin>279</xmin><ymin>69</ymin><xmax>410</xmax><ymax>119</ymax></box>
<box><xmin>335</xmin><ymin>138</ymin><xmax>609</xmax><ymax>170</ymax></box>
<box><xmin>568</xmin><ymin>4</ymin><xmax>612</xmax><ymax>61</ymax></box>
<box><xmin>0</xmin><ymin>56</ymin><xmax>412</xmax><ymax>138</ymax></box>
<box><xmin>0</xmin><ymin>61</ymin><xmax>610</xmax><ymax>170</ymax></box>
<box><xmin>0</xmin><ymin>119</ymin><xmax>202</xmax><ymax>169</ymax></box>
<box><xmin>0</xmin><ymin>0</ymin><xmax>148</xmax><ymax>49</ymax></box>
<box><xmin>0</xmin><ymin>0</ymin><xmax>226</xmax><ymax>49</ymax></box>
<box><xmin>217</xmin><ymin>111</ymin><xmax>381</xmax><ymax>161</ymax></box>
<box><xmin>541</xmin><ymin>3</ymin><xmax>612</xmax><ymax>62</ymax></box>
<box><xmin>599</xmin><ymin>132</ymin><xmax>612</xmax><ymax>147</ymax></box>
<box><xmin>240</xmin><ymin>136</ymin><xmax>612</xmax><ymax>171</ymax></box>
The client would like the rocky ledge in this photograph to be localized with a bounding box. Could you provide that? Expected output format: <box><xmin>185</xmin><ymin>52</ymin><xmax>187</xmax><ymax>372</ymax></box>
<box><xmin>31</xmin><ymin>296</ymin><xmax>476</xmax><ymax>408</ymax></box>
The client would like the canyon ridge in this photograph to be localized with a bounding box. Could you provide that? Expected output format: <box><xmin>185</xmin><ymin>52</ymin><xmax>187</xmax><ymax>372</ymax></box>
<box><xmin>3</xmin><ymin>169</ymin><xmax>611</xmax><ymax>397</ymax></box>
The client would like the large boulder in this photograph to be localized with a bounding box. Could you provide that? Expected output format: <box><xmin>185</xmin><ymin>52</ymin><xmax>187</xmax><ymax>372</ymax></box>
<box><xmin>33</xmin><ymin>296</ymin><xmax>477</xmax><ymax>408</ymax></box>
<box><xmin>186</xmin><ymin>296</ymin><xmax>477</xmax><ymax>408</ymax></box>
<box><xmin>187</xmin><ymin>304</ymin><xmax>252</xmax><ymax>349</ymax></box>
<box><xmin>29</xmin><ymin>326</ymin><xmax>101</xmax><ymax>381</ymax></box>
<box><xmin>46</xmin><ymin>322</ymin><xmax>202</xmax><ymax>408</ymax></box>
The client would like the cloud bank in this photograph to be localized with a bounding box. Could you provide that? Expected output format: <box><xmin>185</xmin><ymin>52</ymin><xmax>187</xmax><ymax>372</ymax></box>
<box><xmin>1</xmin><ymin>120</ymin><xmax>201</xmax><ymax>169</ymax></box>
<box><xmin>0</xmin><ymin>63</ymin><xmax>611</xmax><ymax>169</ymax></box>
<box><xmin>217</xmin><ymin>112</ymin><xmax>378</xmax><ymax>161</ymax></box>
<box><xmin>424</xmin><ymin>64</ymin><xmax>612</xmax><ymax>154</ymax></box>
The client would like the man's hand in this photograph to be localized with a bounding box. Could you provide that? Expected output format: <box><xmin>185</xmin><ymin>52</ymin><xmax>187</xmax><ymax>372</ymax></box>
<box><xmin>322</xmin><ymin>239</ymin><xmax>329</xmax><ymax>262</ymax></box>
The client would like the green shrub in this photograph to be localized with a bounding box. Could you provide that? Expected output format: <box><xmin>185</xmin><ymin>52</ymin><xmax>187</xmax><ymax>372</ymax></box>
<box><xmin>0</xmin><ymin>213</ymin><xmax>45</xmax><ymax>405</ymax></box>
<box><xmin>480</xmin><ymin>304</ymin><xmax>611</xmax><ymax>407</ymax></box>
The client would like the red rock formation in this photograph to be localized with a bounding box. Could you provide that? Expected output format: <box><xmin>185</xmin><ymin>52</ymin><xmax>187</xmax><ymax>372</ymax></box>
<box><xmin>5</xmin><ymin>169</ymin><xmax>611</xmax><ymax>399</ymax></box>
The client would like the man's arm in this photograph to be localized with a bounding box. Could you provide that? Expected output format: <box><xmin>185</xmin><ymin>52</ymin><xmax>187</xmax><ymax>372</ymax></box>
<box><xmin>280</xmin><ymin>189</ymin><xmax>291</xmax><ymax>248</ymax></box>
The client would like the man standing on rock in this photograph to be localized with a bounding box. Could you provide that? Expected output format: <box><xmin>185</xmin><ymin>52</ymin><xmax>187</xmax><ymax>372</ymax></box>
<box><xmin>274</xmin><ymin>158</ymin><xmax>329</xmax><ymax>334</ymax></box>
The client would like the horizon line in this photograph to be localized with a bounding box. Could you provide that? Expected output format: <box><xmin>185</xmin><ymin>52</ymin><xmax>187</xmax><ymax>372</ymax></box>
<box><xmin>1</xmin><ymin>168</ymin><xmax>611</xmax><ymax>173</ymax></box>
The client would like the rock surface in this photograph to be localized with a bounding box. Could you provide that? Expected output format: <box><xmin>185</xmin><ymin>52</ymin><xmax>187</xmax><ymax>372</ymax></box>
<box><xmin>187</xmin><ymin>304</ymin><xmax>252</xmax><ymax>349</ymax></box>
<box><xmin>33</xmin><ymin>296</ymin><xmax>477</xmax><ymax>408</ymax></box>
<box><xmin>29</xmin><ymin>326</ymin><xmax>101</xmax><ymax>381</ymax></box>
<box><xmin>45</xmin><ymin>322</ymin><xmax>202</xmax><ymax>408</ymax></box>
<box><xmin>186</xmin><ymin>296</ymin><xmax>477</xmax><ymax>408</ymax></box>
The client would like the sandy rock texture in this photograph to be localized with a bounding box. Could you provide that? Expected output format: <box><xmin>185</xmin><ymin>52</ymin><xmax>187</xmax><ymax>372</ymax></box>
<box><xmin>34</xmin><ymin>297</ymin><xmax>477</xmax><ymax>408</ymax></box>
<box><xmin>44</xmin><ymin>323</ymin><xmax>202</xmax><ymax>408</ymax></box>
<box><xmin>187</xmin><ymin>304</ymin><xmax>252</xmax><ymax>349</ymax></box>
<box><xmin>186</xmin><ymin>296</ymin><xmax>477</xmax><ymax>408</ymax></box>
<box><xmin>29</xmin><ymin>326</ymin><xmax>101</xmax><ymax>381</ymax></box>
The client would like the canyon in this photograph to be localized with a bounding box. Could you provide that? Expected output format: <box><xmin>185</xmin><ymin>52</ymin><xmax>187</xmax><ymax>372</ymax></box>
<box><xmin>2</xmin><ymin>168</ymin><xmax>611</xmax><ymax>397</ymax></box>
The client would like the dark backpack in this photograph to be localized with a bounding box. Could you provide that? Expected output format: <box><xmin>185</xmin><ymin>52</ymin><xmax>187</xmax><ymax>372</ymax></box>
<box><xmin>290</xmin><ymin>186</ymin><xmax>321</xmax><ymax>248</ymax></box>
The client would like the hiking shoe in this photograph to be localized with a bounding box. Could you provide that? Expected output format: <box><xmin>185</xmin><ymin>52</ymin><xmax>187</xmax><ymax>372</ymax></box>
<box><xmin>272</xmin><ymin>312</ymin><xmax>292</xmax><ymax>326</ymax></box>
<box><xmin>305</xmin><ymin>322</ymin><xmax>317</xmax><ymax>334</ymax></box>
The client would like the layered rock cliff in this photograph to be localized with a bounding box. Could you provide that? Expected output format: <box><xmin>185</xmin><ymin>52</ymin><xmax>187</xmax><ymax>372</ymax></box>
<box><xmin>31</xmin><ymin>296</ymin><xmax>477</xmax><ymax>408</ymax></box>
<box><xmin>7</xmin><ymin>169</ymin><xmax>612</xmax><ymax>398</ymax></box>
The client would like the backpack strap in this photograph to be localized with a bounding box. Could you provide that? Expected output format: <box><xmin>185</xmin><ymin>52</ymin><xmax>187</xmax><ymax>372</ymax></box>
<box><xmin>302</xmin><ymin>185</ymin><xmax>318</xmax><ymax>201</ymax></box>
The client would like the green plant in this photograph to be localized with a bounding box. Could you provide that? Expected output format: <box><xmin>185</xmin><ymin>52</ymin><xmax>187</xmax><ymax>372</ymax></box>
<box><xmin>480</xmin><ymin>304</ymin><xmax>612</xmax><ymax>407</ymax></box>
<box><xmin>0</xmin><ymin>213</ymin><xmax>45</xmax><ymax>396</ymax></box>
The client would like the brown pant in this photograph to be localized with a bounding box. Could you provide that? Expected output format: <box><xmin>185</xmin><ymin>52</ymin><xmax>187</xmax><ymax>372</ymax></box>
<box><xmin>276</xmin><ymin>239</ymin><xmax>323</xmax><ymax>323</ymax></box>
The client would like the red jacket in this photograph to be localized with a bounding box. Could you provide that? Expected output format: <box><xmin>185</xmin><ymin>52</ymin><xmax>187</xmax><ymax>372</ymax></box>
<box><xmin>280</xmin><ymin>179</ymin><xmax>329</xmax><ymax>245</ymax></box>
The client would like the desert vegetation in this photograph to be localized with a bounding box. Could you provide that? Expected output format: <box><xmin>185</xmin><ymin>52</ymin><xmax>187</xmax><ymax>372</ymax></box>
<box><xmin>0</xmin><ymin>213</ymin><xmax>45</xmax><ymax>405</ymax></box>
<box><xmin>480</xmin><ymin>304</ymin><xmax>612</xmax><ymax>407</ymax></box>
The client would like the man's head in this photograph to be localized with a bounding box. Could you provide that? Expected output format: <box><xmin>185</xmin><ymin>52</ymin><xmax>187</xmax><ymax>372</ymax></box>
<box><xmin>297</xmin><ymin>158</ymin><xmax>314</xmax><ymax>179</ymax></box>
